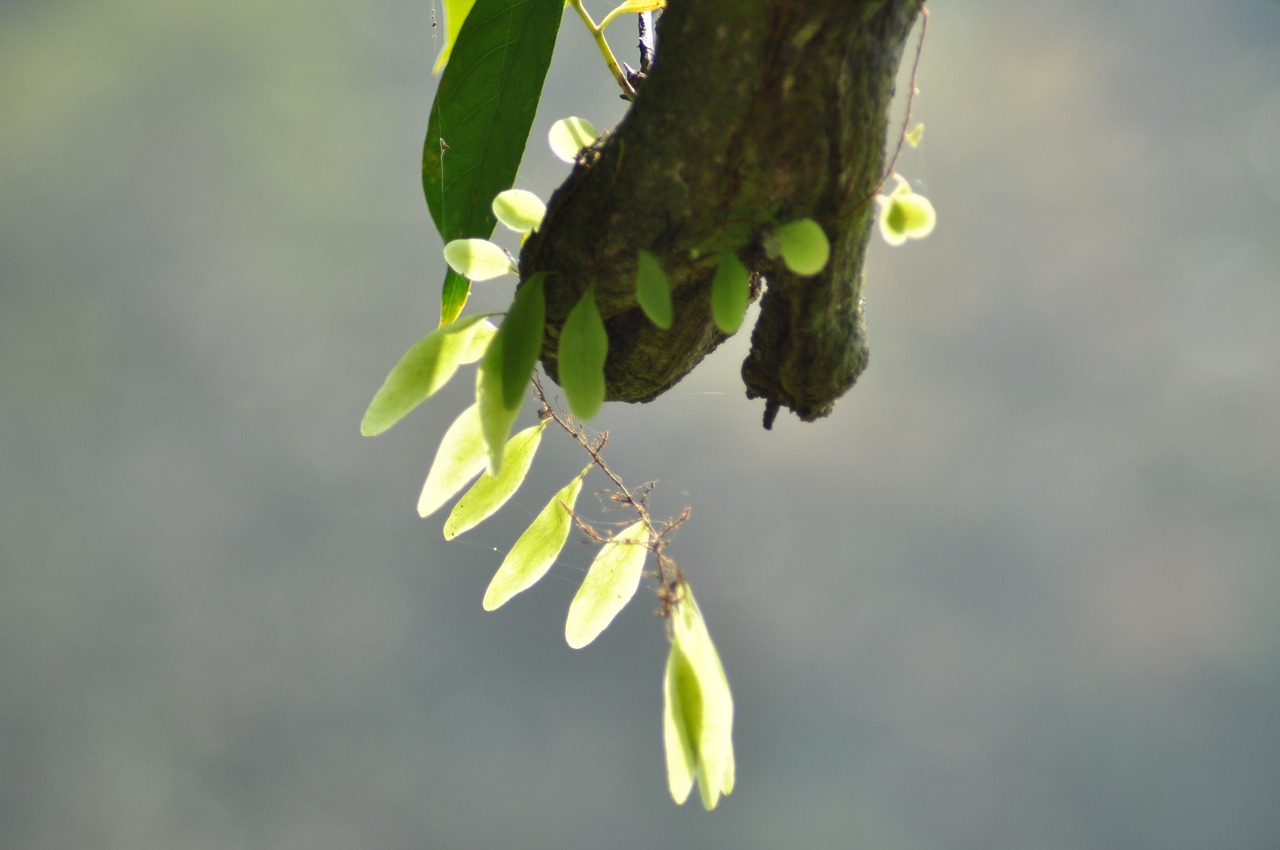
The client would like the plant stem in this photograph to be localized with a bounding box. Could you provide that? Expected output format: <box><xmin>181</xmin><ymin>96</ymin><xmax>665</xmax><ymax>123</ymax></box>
<box><xmin>567</xmin><ymin>0</ymin><xmax>638</xmax><ymax>100</ymax></box>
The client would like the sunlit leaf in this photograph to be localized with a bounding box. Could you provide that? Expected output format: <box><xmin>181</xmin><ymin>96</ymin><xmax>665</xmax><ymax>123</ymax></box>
<box><xmin>423</xmin><ymin>0</ymin><xmax>563</xmax><ymax>320</ymax></box>
<box><xmin>477</xmin><ymin>274</ymin><xmax>545</xmax><ymax>473</ymax></box>
<box><xmin>904</xmin><ymin>122</ymin><xmax>925</xmax><ymax>148</ymax></box>
<box><xmin>548</xmin><ymin>117</ymin><xmax>601</xmax><ymax>164</ymax></box>
<box><xmin>417</xmin><ymin>403</ymin><xmax>489</xmax><ymax>518</ymax></box>
<box><xmin>564</xmin><ymin>521</ymin><xmax>649</xmax><ymax>649</ymax></box>
<box><xmin>877</xmin><ymin>178</ymin><xmax>937</xmax><ymax>246</ymax></box>
<box><xmin>710</xmin><ymin>252</ymin><xmax>750</xmax><ymax>334</ymax></box>
<box><xmin>492</xmin><ymin>189</ymin><xmax>547</xmax><ymax>233</ymax></box>
<box><xmin>432</xmin><ymin>0</ymin><xmax>478</xmax><ymax>74</ymax></box>
<box><xmin>635</xmin><ymin>249</ymin><xmax>673</xmax><ymax>330</ymax></box>
<box><xmin>599</xmin><ymin>0</ymin><xmax>667</xmax><ymax>31</ymax></box>
<box><xmin>774</xmin><ymin>218</ymin><xmax>831</xmax><ymax>276</ymax></box>
<box><xmin>557</xmin><ymin>288</ymin><xmax>609</xmax><ymax>420</ymax></box>
<box><xmin>664</xmin><ymin>584</ymin><xmax>735</xmax><ymax>810</ymax></box>
<box><xmin>443</xmin><ymin>421</ymin><xmax>546</xmax><ymax>539</ymax></box>
<box><xmin>482</xmin><ymin>466</ymin><xmax>591</xmax><ymax>611</ymax></box>
<box><xmin>361</xmin><ymin>315</ymin><xmax>494</xmax><ymax>437</ymax></box>
<box><xmin>443</xmin><ymin>239</ymin><xmax>517</xmax><ymax>281</ymax></box>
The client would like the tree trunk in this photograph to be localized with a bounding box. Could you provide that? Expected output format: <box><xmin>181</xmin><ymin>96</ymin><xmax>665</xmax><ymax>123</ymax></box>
<box><xmin>520</xmin><ymin>0</ymin><xmax>921</xmax><ymax>427</ymax></box>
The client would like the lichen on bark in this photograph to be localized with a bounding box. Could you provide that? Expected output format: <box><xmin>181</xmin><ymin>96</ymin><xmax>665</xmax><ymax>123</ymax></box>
<box><xmin>520</xmin><ymin>0</ymin><xmax>921</xmax><ymax>427</ymax></box>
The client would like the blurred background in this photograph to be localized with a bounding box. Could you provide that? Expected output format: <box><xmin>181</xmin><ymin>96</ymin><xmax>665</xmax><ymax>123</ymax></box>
<box><xmin>3</xmin><ymin>1</ymin><xmax>1278</xmax><ymax>848</ymax></box>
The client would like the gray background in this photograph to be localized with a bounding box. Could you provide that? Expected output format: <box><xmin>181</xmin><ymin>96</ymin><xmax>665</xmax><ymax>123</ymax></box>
<box><xmin>3</xmin><ymin>1</ymin><xmax>1278</xmax><ymax>848</ymax></box>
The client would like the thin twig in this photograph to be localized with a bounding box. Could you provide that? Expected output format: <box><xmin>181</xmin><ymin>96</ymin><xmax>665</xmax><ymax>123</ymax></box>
<box><xmin>878</xmin><ymin>2</ymin><xmax>930</xmax><ymax>191</ymax></box>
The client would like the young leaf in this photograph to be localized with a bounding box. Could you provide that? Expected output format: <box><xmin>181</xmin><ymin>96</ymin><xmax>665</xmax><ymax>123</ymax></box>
<box><xmin>482</xmin><ymin>465</ymin><xmax>590</xmax><ymax>611</ymax></box>
<box><xmin>548</xmin><ymin>117</ymin><xmax>601</xmax><ymax>164</ymax></box>
<box><xmin>557</xmin><ymin>288</ymin><xmax>609</xmax><ymax>420</ymax></box>
<box><xmin>635</xmin><ymin>249</ymin><xmax>673</xmax><ymax>330</ymax></box>
<box><xmin>564</xmin><ymin>520</ymin><xmax>649</xmax><ymax>649</ymax></box>
<box><xmin>710</xmin><ymin>252</ymin><xmax>750</xmax><ymax>335</ymax></box>
<box><xmin>443</xmin><ymin>239</ymin><xmax>517</xmax><ymax>281</ymax></box>
<box><xmin>423</xmin><ymin>0</ymin><xmax>564</xmax><ymax>321</ymax></box>
<box><xmin>877</xmin><ymin>178</ymin><xmax>937</xmax><ymax>246</ymax></box>
<box><xmin>663</xmin><ymin>585</ymin><xmax>735</xmax><ymax>810</ymax></box>
<box><xmin>773</xmin><ymin>218</ymin><xmax>831</xmax><ymax>276</ymax></box>
<box><xmin>417</xmin><ymin>403</ymin><xmax>489</xmax><ymax>518</ymax></box>
<box><xmin>904</xmin><ymin>122</ymin><xmax>925</xmax><ymax>148</ymax></box>
<box><xmin>443</xmin><ymin>421</ymin><xmax>546</xmax><ymax>539</ymax></box>
<box><xmin>477</xmin><ymin>275</ymin><xmax>545</xmax><ymax>472</ymax></box>
<box><xmin>492</xmin><ymin>189</ymin><xmax>547</xmax><ymax>234</ymax></box>
<box><xmin>361</xmin><ymin>315</ymin><xmax>494</xmax><ymax>437</ymax></box>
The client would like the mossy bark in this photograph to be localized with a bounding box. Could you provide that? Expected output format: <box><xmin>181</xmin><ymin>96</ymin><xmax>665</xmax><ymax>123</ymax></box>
<box><xmin>520</xmin><ymin>0</ymin><xmax>921</xmax><ymax>427</ymax></box>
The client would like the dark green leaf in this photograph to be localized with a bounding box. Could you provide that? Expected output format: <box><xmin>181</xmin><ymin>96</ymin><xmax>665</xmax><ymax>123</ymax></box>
<box><xmin>556</xmin><ymin>288</ymin><xmax>609</xmax><ymax>420</ymax></box>
<box><xmin>422</xmin><ymin>0</ymin><xmax>564</xmax><ymax>321</ymax></box>
<box><xmin>477</xmin><ymin>275</ymin><xmax>545</xmax><ymax>472</ymax></box>
<box><xmin>635</xmin><ymin>249</ymin><xmax>673</xmax><ymax>329</ymax></box>
<box><xmin>710</xmin><ymin>252</ymin><xmax>750</xmax><ymax>334</ymax></box>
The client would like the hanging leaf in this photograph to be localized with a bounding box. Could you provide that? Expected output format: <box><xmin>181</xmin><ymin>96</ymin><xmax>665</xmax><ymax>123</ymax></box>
<box><xmin>361</xmin><ymin>315</ymin><xmax>495</xmax><ymax>437</ymax></box>
<box><xmin>548</xmin><ymin>117</ymin><xmax>601</xmax><ymax>164</ymax></box>
<box><xmin>635</xmin><ymin>249</ymin><xmax>673</xmax><ymax>330</ymax></box>
<box><xmin>443</xmin><ymin>239</ymin><xmax>517</xmax><ymax>281</ymax></box>
<box><xmin>417</xmin><ymin>403</ymin><xmax>489</xmax><ymax>518</ymax></box>
<box><xmin>557</xmin><ymin>288</ymin><xmax>609</xmax><ymax>420</ymax></box>
<box><xmin>492</xmin><ymin>189</ymin><xmax>547</xmax><ymax>234</ymax></box>
<box><xmin>443</xmin><ymin>421</ymin><xmax>546</xmax><ymax>539</ymax></box>
<box><xmin>477</xmin><ymin>275</ymin><xmax>545</xmax><ymax>473</ymax></box>
<box><xmin>710</xmin><ymin>252</ymin><xmax>750</xmax><ymax>334</ymax></box>
<box><xmin>564</xmin><ymin>521</ymin><xmax>649</xmax><ymax>649</ymax></box>
<box><xmin>773</xmin><ymin>218</ymin><xmax>831</xmax><ymax>276</ymax></box>
<box><xmin>482</xmin><ymin>465</ymin><xmax>591</xmax><ymax>611</ymax></box>
<box><xmin>904</xmin><ymin>122</ymin><xmax>925</xmax><ymax>148</ymax></box>
<box><xmin>423</xmin><ymin>0</ymin><xmax>564</xmax><ymax>321</ymax></box>
<box><xmin>663</xmin><ymin>585</ymin><xmax>735</xmax><ymax>810</ymax></box>
<box><xmin>877</xmin><ymin>176</ymin><xmax>937</xmax><ymax>246</ymax></box>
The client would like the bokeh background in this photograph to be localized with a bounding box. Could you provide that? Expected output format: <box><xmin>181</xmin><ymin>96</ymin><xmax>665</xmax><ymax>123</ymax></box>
<box><xmin>3</xmin><ymin>1</ymin><xmax>1278</xmax><ymax>848</ymax></box>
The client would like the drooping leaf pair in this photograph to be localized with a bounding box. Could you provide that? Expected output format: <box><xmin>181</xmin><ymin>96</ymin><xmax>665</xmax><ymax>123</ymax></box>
<box><xmin>877</xmin><ymin>174</ymin><xmax>937</xmax><ymax>246</ymax></box>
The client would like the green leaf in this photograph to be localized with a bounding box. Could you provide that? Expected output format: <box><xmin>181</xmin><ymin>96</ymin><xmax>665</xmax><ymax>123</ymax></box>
<box><xmin>482</xmin><ymin>465</ymin><xmax>591</xmax><ymax>611</ymax></box>
<box><xmin>477</xmin><ymin>275</ymin><xmax>545</xmax><ymax>473</ymax></box>
<box><xmin>564</xmin><ymin>520</ymin><xmax>649</xmax><ymax>649</ymax></box>
<box><xmin>417</xmin><ymin>402</ymin><xmax>489</xmax><ymax>518</ymax></box>
<box><xmin>663</xmin><ymin>585</ymin><xmax>735</xmax><ymax>810</ymax></box>
<box><xmin>904</xmin><ymin>122</ymin><xmax>925</xmax><ymax>148</ymax></box>
<box><xmin>635</xmin><ymin>249</ymin><xmax>673</xmax><ymax>330</ymax></box>
<box><xmin>432</xmin><ymin>0</ymin><xmax>478</xmax><ymax>74</ymax></box>
<box><xmin>774</xmin><ymin>218</ymin><xmax>831</xmax><ymax>276</ymax></box>
<box><xmin>548</xmin><ymin>116</ymin><xmax>601</xmax><ymax>164</ymax></box>
<box><xmin>423</xmin><ymin>0</ymin><xmax>564</xmax><ymax>321</ymax></box>
<box><xmin>361</xmin><ymin>315</ymin><xmax>495</xmax><ymax>437</ymax></box>
<box><xmin>877</xmin><ymin>180</ymin><xmax>937</xmax><ymax>246</ymax></box>
<box><xmin>710</xmin><ymin>252</ymin><xmax>750</xmax><ymax>334</ymax></box>
<box><xmin>443</xmin><ymin>421</ymin><xmax>546</xmax><ymax>539</ymax></box>
<box><xmin>492</xmin><ymin>189</ymin><xmax>546</xmax><ymax>234</ymax></box>
<box><xmin>556</xmin><ymin>288</ymin><xmax>609</xmax><ymax>420</ymax></box>
<box><xmin>443</xmin><ymin>239</ymin><xmax>517</xmax><ymax>281</ymax></box>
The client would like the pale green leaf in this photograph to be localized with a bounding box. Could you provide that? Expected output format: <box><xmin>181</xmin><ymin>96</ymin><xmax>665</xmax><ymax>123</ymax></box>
<box><xmin>665</xmin><ymin>585</ymin><xmax>735</xmax><ymax>810</ymax></box>
<box><xmin>361</xmin><ymin>315</ymin><xmax>494</xmax><ymax>437</ymax></box>
<box><xmin>635</xmin><ymin>249</ymin><xmax>673</xmax><ymax>330</ymax></box>
<box><xmin>710</xmin><ymin>252</ymin><xmax>750</xmax><ymax>334</ymax></box>
<box><xmin>482</xmin><ymin>466</ymin><xmax>590</xmax><ymax>611</ymax></box>
<box><xmin>774</xmin><ymin>218</ymin><xmax>831</xmax><ymax>276</ymax></box>
<box><xmin>904</xmin><ymin>122</ymin><xmax>925</xmax><ymax>148</ymax></box>
<box><xmin>443</xmin><ymin>238</ymin><xmax>517</xmax><ymax>281</ymax></box>
<box><xmin>599</xmin><ymin>0</ymin><xmax>667</xmax><ymax>31</ymax></box>
<box><xmin>432</xmin><ymin>0</ymin><xmax>477</xmax><ymax>74</ymax></box>
<box><xmin>548</xmin><ymin>117</ymin><xmax>600</xmax><ymax>164</ymax></box>
<box><xmin>417</xmin><ymin>403</ymin><xmax>489</xmax><ymax>518</ymax></box>
<box><xmin>443</xmin><ymin>421</ymin><xmax>546</xmax><ymax>539</ymax></box>
<box><xmin>877</xmin><ymin>189</ymin><xmax>937</xmax><ymax>246</ymax></box>
<box><xmin>557</xmin><ymin>288</ymin><xmax>609</xmax><ymax>420</ymax></box>
<box><xmin>565</xmin><ymin>520</ymin><xmax>649</xmax><ymax>649</ymax></box>
<box><xmin>492</xmin><ymin>189</ymin><xmax>546</xmax><ymax>233</ymax></box>
<box><xmin>477</xmin><ymin>275</ymin><xmax>545</xmax><ymax>473</ymax></box>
